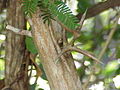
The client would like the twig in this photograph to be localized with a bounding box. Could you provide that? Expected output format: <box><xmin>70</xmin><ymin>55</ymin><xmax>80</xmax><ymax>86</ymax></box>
<box><xmin>55</xmin><ymin>18</ymin><xmax>80</xmax><ymax>38</ymax></box>
<box><xmin>6</xmin><ymin>25</ymin><xmax>32</xmax><ymax>37</ymax></box>
<box><xmin>98</xmin><ymin>14</ymin><xmax>120</xmax><ymax>60</ymax></box>
<box><xmin>76</xmin><ymin>9</ymin><xmax>87</xmax><ymax>32</ymax></box>
<box><xmin>69</xmin><ymin>10</ymin><xmax>87</xmax><ymax>46</ymax></box>
<box><xmin>28</xmin><ymin>63</ymin><xmax>33</xmax><ymax>80</ymax></box>
<box><xmin>55</xmin><ymin>45</ymin><xmax>103</xmax><ymax>64</ymax></box>
<box><xmin>30</xmin><ymin>53</ymin><xmax>42</xmax><ymax>77</ymax></box>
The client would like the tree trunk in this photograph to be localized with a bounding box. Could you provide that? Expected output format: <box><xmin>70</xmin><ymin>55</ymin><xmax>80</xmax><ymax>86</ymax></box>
<box><xmin>4</xmin><ymin>0</ymin><xmax>29</xmax><ymax>90</ymax></box>
<box><xmin>30</xmin><ymin>10</ymin><xmax>82</xmax><ymax>90</ymax></box>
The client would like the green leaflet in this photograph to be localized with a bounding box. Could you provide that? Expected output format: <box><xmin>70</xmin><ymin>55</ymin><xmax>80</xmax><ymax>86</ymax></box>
<box><xmin>43</xmin><ymin>0</ymin><xmax>49</xmax><ymax>6</ymax></box>
<box><xmin>25</xmin><ymin>37</ymin><xmax>38</xmax><ymax>54</ymax></box>
<box><xmin>22</xmin><ymin>0</ymin><xmax>39</xmax><ymax>16</ymax></box>
<box><xmin>77</xmin><ymin>0</ymin><xmax>92</xmax><ymax>13</ymax></box>
<box><xmin>48</xmin><ymin>1</ymin><xmax>79</xmax><ymax>30</ymax></box>
<box><xmin>22</xmin><ymin>0</ymin><xmax>79</xmax><ymax>30</ymax></box>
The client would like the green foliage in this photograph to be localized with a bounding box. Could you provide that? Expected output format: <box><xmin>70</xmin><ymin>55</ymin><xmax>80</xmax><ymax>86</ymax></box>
<box><xmin>39</xmin><ymin>0</ymin><xmax>54</xmax><ymax>25</ymax></box>
<box><xmin>77</xmin><ymin>66</ymin><xmax>85</xmax><ymax>79</ymax></box>
<box><xmin>39</xmin><ymin>0</ymin><xmax>80</xmax><ymax>29</ymax></box>
<box><xmin>22</xmin><ymin>0</ymin><xmax>39</xmax><ymax>16</ymax></box>
<box><xmin>116</xmin><ymin>46</ymin><xmax>120</xmax><ymax>58</ymax></box>
<box><xmin>22</xmin><ymin>0</ymin><xmax>79</xmax><ymax>30</ymax></box>
<box><xmin>102</xmin><ymin>61</ymin><xmax>119</xmax><ymax>77</ymax></box>
<box><xmin>48</xmin><ymin>1</ymin><xmax>79</xmax><ymax>29</ymax></box>
<box><xmin>25</xmin><ymin>37</ymin><xmax>38</xmax><ymax>54</ymax></box>
<box><xmin>115</xmin><ymin>66</ymin><xmax>120</xmax><ymax>75</ymax></box>
<box><xmin>0</xmin><ymin>59</ymin><xmax>4</xmax><ymax>79</ymax></box>
<box><xmin>113</xmin><ymin>25</ymin><xmax>120</xmax><ymax>39</ymax></box>
<box><xmin>77</xmin><ymin>0</ymin><xmax>92</xmax><ymax>13</ymax></box>
<box><xmin>30</xmin><ymin>84</ymin><xmax>37</xmax><ymax>90</ymax></box>
<box><xmin>38</xmin><ymin>88</ymin><xmax>44</xmax><ymax>90</ymax></box>
<box><xmin>39</xmin><ymin>63</ymin><xmax>47</xmax><ymax>80</ymax></box>
<box><xmin>0</xmin><ymin>59</ymin><xmax>4</xmax><ymax>71</ymax></box>
<box><xmin>30</xmin><ymin>83</ymin><xmax>44</xmax><ymax>90</ymax></box>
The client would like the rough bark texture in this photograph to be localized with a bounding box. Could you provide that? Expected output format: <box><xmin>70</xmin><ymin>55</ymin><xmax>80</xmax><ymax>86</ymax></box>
<box><xmin>4</xmin><ymin>0</ymin><xmax>29</xmax><ymax>90</ymax></box>
<box><xmin>30</xmin><ymin>11</ymin><xmax>82</xmax><ymax>90</ymax></box>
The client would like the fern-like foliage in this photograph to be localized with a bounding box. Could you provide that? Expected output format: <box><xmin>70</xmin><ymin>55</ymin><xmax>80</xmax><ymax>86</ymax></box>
<box><xmin>49</xmin><ymin>1</ymin><xmax>79</xmax><ymax>29</ymax></box>
<box><xmin>22</xmin><ymin>0</ymin><xmax>79</xmax><ymax>30</ymax></box>
<box><xmin>38</xmin><ymin>0</ymin><xmax>54</xmax><ymax>25</ymax></box>
<box><xmin>22</xmin><ymin>0</ymin><xmax>39</xmax><ymax>16</ymax></box>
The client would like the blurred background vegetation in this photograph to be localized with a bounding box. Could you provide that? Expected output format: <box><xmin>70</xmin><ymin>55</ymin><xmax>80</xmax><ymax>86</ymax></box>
<box><xmin>0</xmin><ymin>0</ymin><xmax>120</xmax><ymax>90</ymax></box>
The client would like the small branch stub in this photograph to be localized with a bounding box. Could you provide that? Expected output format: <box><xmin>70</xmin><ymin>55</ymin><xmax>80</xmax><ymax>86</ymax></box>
<box><xmin>6</xmin><ymin>25</ymin><xmax>32</xmax><ymax>37</ymax></box>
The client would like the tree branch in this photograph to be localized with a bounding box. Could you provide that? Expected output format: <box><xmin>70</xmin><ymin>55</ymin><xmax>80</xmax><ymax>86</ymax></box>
<box><xmin>6</xmin><ymin>25</ymin><xmax>32</xmax><ymax>37</ymax></box>
<box><xmin>77</xmin><ymin>0</ymin><xmax>120</xmax><ymax>20</ymax></box>
<box><xmin>55</xmin><ymin>45</ymin><xmax>103</xmax><ymax>64</ymax></box>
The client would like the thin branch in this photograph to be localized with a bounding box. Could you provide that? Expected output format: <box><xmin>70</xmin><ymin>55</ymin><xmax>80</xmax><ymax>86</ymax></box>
<box><xmin>69</xmin><ymin>11</ymin><xmax>87</xmax><ymax>46</ymax></box>
<box><xmin>98</xmin><ymin>13</ymin><xmax>120</xmax><ymax>61</ymax></box>
<box><xmin>6</xmin><ymin>25</ymin><xmax>32</xmax><ymax>37</ymax></box>
<box><xmin>55</xmin><ymin>45</ymin><xmax>103</xmax><ymax>64</ymax></box>
<box><xmin>76</xmin><ymin>9</ymin><xmax>87</xmax><ymax>32</ymax></box>
<box><xmin>55</xmin><ymin>18</ymin><xmax>80</xmax><ymax>38</ymax></box>
<box><xmin>77</xmin><ymin>0</ymin><xmax>120</xmax><ymax>20</ymax></box>
<box><xmin>30</xmin><ymin>53</ymin><xmax>42</xmax><ymax>77</ymax></box>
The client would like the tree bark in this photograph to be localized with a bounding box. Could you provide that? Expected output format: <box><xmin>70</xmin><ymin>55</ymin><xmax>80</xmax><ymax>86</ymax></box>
<box><xmin>30</xmin><ymin>10</ymin><xmax>82</xmax><ymax>90</ymax></box>
<box><xmin>4</xmin><ymin>0</ymin><xmax>29</xmax><ymax>90</ymax></box>
<box><xmin>0</xmin><ymin>0</ymin><xmax>8</xmax><ymax>12</ymax></box>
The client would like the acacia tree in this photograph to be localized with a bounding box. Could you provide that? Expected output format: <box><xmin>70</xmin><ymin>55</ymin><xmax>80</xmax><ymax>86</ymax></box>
<box><xmin>0</xmin><ymin>0</ymin><xmax>120</xmax><ymax>90</ymax></box>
